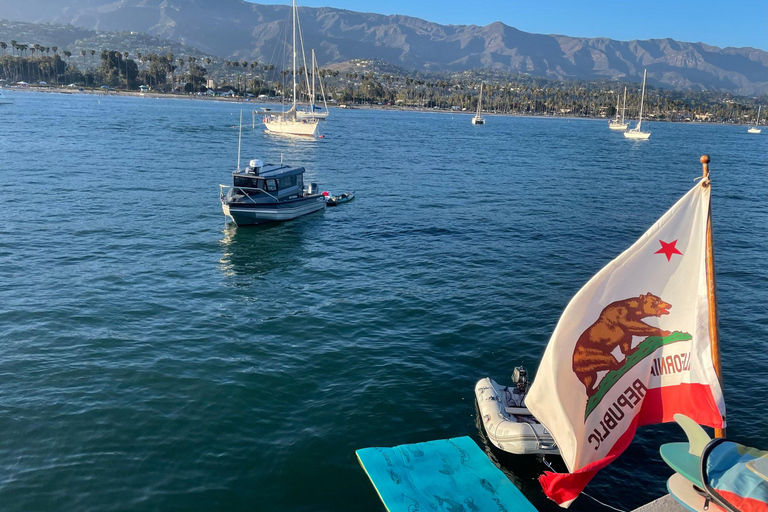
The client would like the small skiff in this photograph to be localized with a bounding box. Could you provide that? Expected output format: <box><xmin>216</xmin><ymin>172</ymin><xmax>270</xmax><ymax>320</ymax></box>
<box><xmin>326</xmin><ymin>191</ymin><xmax>355</xmax><ymax>206</ymax></box>
<box><xmin>475</xmin><ymin>376</ymin><xmax>559</xmax><ymax>455</ymax></box>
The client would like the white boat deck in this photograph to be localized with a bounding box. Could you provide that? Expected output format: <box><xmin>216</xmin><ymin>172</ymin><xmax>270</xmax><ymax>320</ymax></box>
<box><xmin>631</xmin><ymin>495</ymin><xmax>686</xmax><ymax>512</ymax></box>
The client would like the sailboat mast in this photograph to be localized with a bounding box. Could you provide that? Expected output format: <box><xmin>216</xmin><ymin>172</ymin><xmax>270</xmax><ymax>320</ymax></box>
<box><xmin>637</xmin><ymin>69</ymin><xmax>646</xmax><ymax>129</ymax></box>
<box><xmin>477</xmin><ymin>82</ymin><xmax>483</xmax><ymax>116</ymax></box>
<box><xmin>292</xmin><ymin>0</ymin><xmax>297</xmax><ymax>109</ymax></box>
<box><xmin>311</xmin><ymin>49</ymin><xmax>316</xmax><ymax>111</ymax></box>
<box><xmin>757</xmin><ymin>105</ymin><xmax>762</xmax><ymax>125</ymax></box>
<box><xmin>622</xmin><ymin>86</ymin><xmax>627</xmax><ymax>124</ymax></box>
<box><xmin>237</xmin><ymin>110</ymin><xmax>242</xmax><ymax>171</ymax></box>
<box><xmin>701</xmin><ymin>154</ymin><xmax>725</xmax><ymax>439</ymax></box>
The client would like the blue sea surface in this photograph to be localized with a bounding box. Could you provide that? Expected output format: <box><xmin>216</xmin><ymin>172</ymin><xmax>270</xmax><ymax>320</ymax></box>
<box><xmin>0</xmin><ymin>91</ymin><xmax>765</xmax><ymax>512</ymax></box>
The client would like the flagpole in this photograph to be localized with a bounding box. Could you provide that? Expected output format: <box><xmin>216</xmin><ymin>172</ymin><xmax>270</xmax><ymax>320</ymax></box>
<box><xmin>701</xmin><ymin>155</ymin><xmax>725</xmax><ymax>438</ymax></box>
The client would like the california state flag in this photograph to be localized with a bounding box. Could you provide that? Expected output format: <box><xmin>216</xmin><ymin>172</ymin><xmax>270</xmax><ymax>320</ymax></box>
<box><xmin>526</xmin><ymin>181</ymin><xmax>725</xmax><ymax>507</ymax></box>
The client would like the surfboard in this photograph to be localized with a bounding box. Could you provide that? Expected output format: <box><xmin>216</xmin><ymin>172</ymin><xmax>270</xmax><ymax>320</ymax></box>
<box><xmin>660</xmin><ymin>414</ymin><xmax>713</xmax><ymax>487</ymax></box>
<box><xmin>661</xmin><ymin>442</ymin><xmax>703</xmax><ymax>487</ymax></box>
<box><xmin>668</xmin><ymin>473</ymin><xmax>726</xmax><ymax>512</ymax></box>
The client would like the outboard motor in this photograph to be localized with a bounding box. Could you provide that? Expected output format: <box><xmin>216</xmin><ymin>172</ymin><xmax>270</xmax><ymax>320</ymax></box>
<box><xmin>509</xmin><ymin>366</ymin><xmax>529</xmax><ymax>407</ymax></box>
<box><xmin>512</xmin><ymin>366</ymin><xmax>529</xmax><ymax>393</ymax></box>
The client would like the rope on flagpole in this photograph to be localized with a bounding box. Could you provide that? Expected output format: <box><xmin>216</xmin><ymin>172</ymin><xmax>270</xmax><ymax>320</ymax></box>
<box><xmin>581</xmin><ymin>492</ymin><xmax>630</xmax><ymax>512</ymax></box>
<box><xmin>541</xmin><ymin>458</ymin><xmax>629</xmax><ymax>512</ymax></box>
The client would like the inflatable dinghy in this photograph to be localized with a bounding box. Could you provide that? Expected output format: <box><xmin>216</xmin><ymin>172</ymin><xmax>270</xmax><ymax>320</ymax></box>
<box><xmin>326</xmin><ymin>191</ymin><xmax>354</xmax><ymax>206</ymax></box>
<box><xmin>475</xmin><ymin>368</ymin><xmax>558</xmax><ymax>455</ymax></box>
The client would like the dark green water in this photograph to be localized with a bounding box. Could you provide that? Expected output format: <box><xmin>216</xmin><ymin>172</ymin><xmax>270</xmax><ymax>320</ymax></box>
<box><xmin>0</xmin><ymin>91</ymin><xmax>765</xmax><ymax>511</ymax></box>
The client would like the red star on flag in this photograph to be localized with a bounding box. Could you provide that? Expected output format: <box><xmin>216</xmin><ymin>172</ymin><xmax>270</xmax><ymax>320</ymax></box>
<box><xmin>655</xmin><ymin>239</ymin><xmax>683</xmax><ymax>261</ymax></box>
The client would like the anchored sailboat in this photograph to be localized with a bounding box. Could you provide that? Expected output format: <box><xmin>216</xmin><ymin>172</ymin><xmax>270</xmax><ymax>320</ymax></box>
<box><xmin>748</xmin><ymin>105</ymin><xmax>762</xmax><ymax>134</ymax></box>
<box><xmin>609</xmin><ymin>86</ymin><xmax>628</xmax><ymax>130</ymax></box>
<box><xmin>472</xmin><ymin>82</ymin><xmax>485</xmax><ymax>125</ymax></box>
<box><xmin>624</xmin><ymin>70</ymin><xmax>651</xmax><ymax>140</ymax></box>
<box><xmin>263</xmin><ymin>0</ymin><xmax>319</xmax><ymax>137</ymax></box>
<box><xmin>297</xmin><ymin>49</ymin><xmax>330</xmax><ymax>121</ymax></box>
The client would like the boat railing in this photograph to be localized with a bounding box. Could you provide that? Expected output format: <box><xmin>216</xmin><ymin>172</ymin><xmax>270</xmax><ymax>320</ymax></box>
<box><xmin>219</xmin><ymin>184</ymin><xmax>279</xmax><ymax>203</ymax></box>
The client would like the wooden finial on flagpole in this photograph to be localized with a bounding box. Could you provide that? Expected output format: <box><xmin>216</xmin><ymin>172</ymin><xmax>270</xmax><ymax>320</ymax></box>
<box><xmin>702</xmin><ymin>154</ymin><xmax>725</xmax><ymax>438</ymax></box>
<box><xmin>701</xmin><ymin>155</ymin><xmax>710</xmax><ymax>185</ymax></box>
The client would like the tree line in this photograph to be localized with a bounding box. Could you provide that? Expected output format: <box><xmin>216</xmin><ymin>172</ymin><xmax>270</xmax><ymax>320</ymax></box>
<box><xmin>1</xmin><ymin>39</ymin><xmax>764</xmax><ymax>124</ymax></box>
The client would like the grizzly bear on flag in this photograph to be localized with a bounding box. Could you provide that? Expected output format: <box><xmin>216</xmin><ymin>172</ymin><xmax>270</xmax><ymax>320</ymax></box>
<box><xmin>572</xmin><ymin>293</ymin><xmax>672</xmax><ymax>396</ymax></box>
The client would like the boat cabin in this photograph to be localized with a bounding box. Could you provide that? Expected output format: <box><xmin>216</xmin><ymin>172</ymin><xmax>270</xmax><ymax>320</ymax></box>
<box><xmin>231</xmin><ymin>159</ymin><xmax>306</xmax><ymax>201</ymax></box>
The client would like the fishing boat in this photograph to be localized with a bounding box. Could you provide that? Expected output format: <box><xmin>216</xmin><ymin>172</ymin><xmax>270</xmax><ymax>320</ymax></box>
<box><xmin>609</xmin><ymin>86</ymin><xmax>628</xmax><ymax>130</ymax></box>
<box><xmin>326</xmin><ymin>191</ymin><xmax>354</xmax><ymax>206</ymax></box>
<box><xmin>296</xmin><ymin>49</ymin><xmax>330</xmax><ymax>121</ymax></box>
<box><xmin>748</xmin><ymin>106</ymin><xmax>762</xmax><ymax>134</ymax></box>
<box><xmin>624</xmin><ymin>70</ymin><xmax>651</xmax><ymax>140</ymax></box>
<box><xmin>472</xmin><ymin>82</ymin><xmax>485</xmax><ymax>125</ymax></box>
<box><xmin>475</xmin><ymin>368</ymin><xmax>558</xmax><ymax>455</ymax></box>
<box><xmin>263</xmin><ymin>0</ymin><xmax>319</xmax><ymax>137</ymax></box>
<box><xmin>220</xmin><ymin>113</ymin><xmax>325</xmax><ymax>225</ymax></box>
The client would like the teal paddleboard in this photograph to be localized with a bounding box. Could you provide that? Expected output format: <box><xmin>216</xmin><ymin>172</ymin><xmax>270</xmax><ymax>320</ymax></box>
<box><xmin>660</xmin><ymin>442</ymin><xmax>703</xmax><ymax>487</ymax></box>
<box><xmin>356</xmin><ymin>436</ymin><xmax>538</xmax><ymax>512</ymax></box>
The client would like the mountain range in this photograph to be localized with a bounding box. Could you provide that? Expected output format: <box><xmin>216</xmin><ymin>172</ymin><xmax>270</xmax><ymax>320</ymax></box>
<box><xmin>2</xmin><ymin>0</ymin><xmax>766</xmax><ymax>95</ymax></box>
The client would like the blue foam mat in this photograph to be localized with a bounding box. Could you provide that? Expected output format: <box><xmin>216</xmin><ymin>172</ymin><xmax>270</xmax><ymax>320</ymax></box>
<box><xmin>356</xmin><ymin>436</ymin><xmax>538</xmax><ymax>512</ymax></box>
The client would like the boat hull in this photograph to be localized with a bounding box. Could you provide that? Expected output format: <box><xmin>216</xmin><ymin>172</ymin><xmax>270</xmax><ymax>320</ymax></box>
<box><xmin>624</xmin><ymin>130</ymin><xmax>651</xmax><ymax>140</ymax></box>
<box><xmin>471</xmin><ymin>117</ymin><xmax>485</xmax><ymax>125</ymax></box>
<box><xmin>609</xmin><ymin>122</ymin><xmax>628</xmax><ymax>130</ymax></box>
<box><xmin>748</xmin><ymin>127</ymin><xmax>762</xmax><ymax>134</ymax></box>
<box><xmin>263</xmin><ymin>117</ymin><xmax>319</xmax><ymax>136</ymax></box>
<box><xmin>475</xmin><ymin>378</ymin><xmax>559</xmax><ymax>455</ymax></box>
<box><xmin>222</xmin><ymin>195</ymin><xmax>326</xmax><ymax>226</ymax></box>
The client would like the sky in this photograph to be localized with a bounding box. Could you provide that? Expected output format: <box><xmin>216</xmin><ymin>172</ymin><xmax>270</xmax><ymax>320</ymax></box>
<box><xmin>256</xmin><ymin>0</ymin><xmax>768</xmax><ymax>50</ymax></box>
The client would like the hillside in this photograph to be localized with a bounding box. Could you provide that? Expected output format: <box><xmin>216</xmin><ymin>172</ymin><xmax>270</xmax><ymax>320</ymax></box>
<box><xmin>1</xmin><ymin>0</ymin><xmax>766</xmax><ymax>94</ymax></box>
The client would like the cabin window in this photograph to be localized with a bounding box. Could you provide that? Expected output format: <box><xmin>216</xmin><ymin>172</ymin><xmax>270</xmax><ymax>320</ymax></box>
<box><xmin>278</xmin><ymin>176</ymin><xmax>297</xmax><ymax>189</ymax></box>
<box><xmin>266</xmin><ymin>179</ymin><xmax>278</xmax><ymax>192</ymax></box>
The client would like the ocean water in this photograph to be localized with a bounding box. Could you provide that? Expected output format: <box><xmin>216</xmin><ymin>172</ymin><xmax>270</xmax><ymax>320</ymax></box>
<box><xmin>0</xmin><ymin>91</ymin><xmax>765</xmax><ymax>512</ymax></box>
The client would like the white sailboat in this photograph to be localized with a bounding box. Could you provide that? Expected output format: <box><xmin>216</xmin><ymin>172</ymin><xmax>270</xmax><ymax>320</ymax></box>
<box><xmin>748</xmin><ymin>105</ymin><xmax>762</xmax><ymax>134</ymax></box>
<box><xmin>263</xmin><ymin>0</ymin><xmax>319</xmax><ymax>137</ymax></box>
<box><xmin>609</xmin><ymin>86</ymin><xmax>628</xmax><ymax>130</ymax></box>
<box><xmin>472</xmin><ymin>82</ymin><xmax>485</xmax><ymax>125</ymax></box>
<box><xmin>624</xmin><ymin>70</ymin><xmax>651</xmax><ymax>140</ymax></box>
<box><xmin>297</xmin><ymin>49</ymin><xmax>330</xmax><ymax>121</ymax></box>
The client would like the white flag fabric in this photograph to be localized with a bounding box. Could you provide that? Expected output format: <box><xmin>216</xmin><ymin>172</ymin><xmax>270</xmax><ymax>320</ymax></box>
<box><xmin>526</xmin><ymin>181</ymin><xmax>725</xmax><ymax>507</ymax></box>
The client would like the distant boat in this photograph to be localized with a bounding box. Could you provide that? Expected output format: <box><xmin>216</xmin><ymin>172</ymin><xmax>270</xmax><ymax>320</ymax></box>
<box><xmin>472</xmin><ymin>82</ymin><xmax>485</xmax><ymax>125</ymax></box>
<box><xmin>263</xmin><ymin>0</ymin><xmax>319</xmax><ymax>137</ymax></box>
<box><xmin>296</xmin><ymin>49</ymin><xmax>330</xmax><ymax>121</ymax></box>
<box><xmin>748</xmin><ymin>105</ymin><xmax>762</xmax><ymax>134</ymax></box>
<box><xmin>0</xmin><ymin>90</ymin><xmax>13</xmax><ymax>105</ymax></box>
<box><xmin>609</xmin><ymin>86</ymin><xmax>628</xmax><ymax>130</ymax></box>
<box><xmin>624</xmin><ymin>70</ymin><xmax>651</xmax><ymax>140</ymax></box>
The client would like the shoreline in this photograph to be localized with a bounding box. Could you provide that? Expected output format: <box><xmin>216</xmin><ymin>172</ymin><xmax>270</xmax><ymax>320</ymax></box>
<box><xmin>2</xmin><ymin>85</ymin><xmax>758</xmax><ymax>126</ymax></box>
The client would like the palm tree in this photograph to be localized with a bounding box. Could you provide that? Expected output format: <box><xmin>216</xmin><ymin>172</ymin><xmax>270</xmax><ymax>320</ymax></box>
<box><xmin>187</xmin><ymin>56</ymin><xmax>196</xmax><ymax>92</ymax></box>
<box><xmin>63</xmin><ymin>51</ymin><xmax>71</xmax><ymax>84</ymax></box>
<box><xmin>123</xmin><ymin>52</ymin><xmax>130</xmax><ymax>89</ymax></box>
<box><xmin>177</xmin><ymin>58</ymin><xmax>184</xmax><ymax>91</ymax></box>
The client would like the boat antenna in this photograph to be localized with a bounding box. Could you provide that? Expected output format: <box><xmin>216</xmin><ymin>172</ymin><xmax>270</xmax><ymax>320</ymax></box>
<box><xmin>701</xmin><ymin>154</ymin><xmax>725</xmax><ymax>438</ymax></box>
<box><xmin>237</xmin><ymin>110</ymin><xmax>243</xmax><ymax>172</ymax></box>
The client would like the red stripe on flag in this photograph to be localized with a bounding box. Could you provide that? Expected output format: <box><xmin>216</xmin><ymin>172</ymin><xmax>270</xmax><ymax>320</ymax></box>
<box><xmin>637</xmin><ymin>383</ymin><xmax>723</xmax><ymax>428</ymax></box>
<box><xmin>540</xmin><ymin>414</ymin><xmax>642</xmax><ymax>506</ymax></box>
<box><xmin>539</xmin><ymin>383</ymin><xmax>723</xmax><ymax>506</ymax></box>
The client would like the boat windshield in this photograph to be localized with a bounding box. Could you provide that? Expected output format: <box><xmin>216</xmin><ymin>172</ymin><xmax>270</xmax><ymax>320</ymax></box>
<box><xmin>234</xmin><ymin>176</ymin><xmax>265</xmax><ymax>190</ymax></box>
